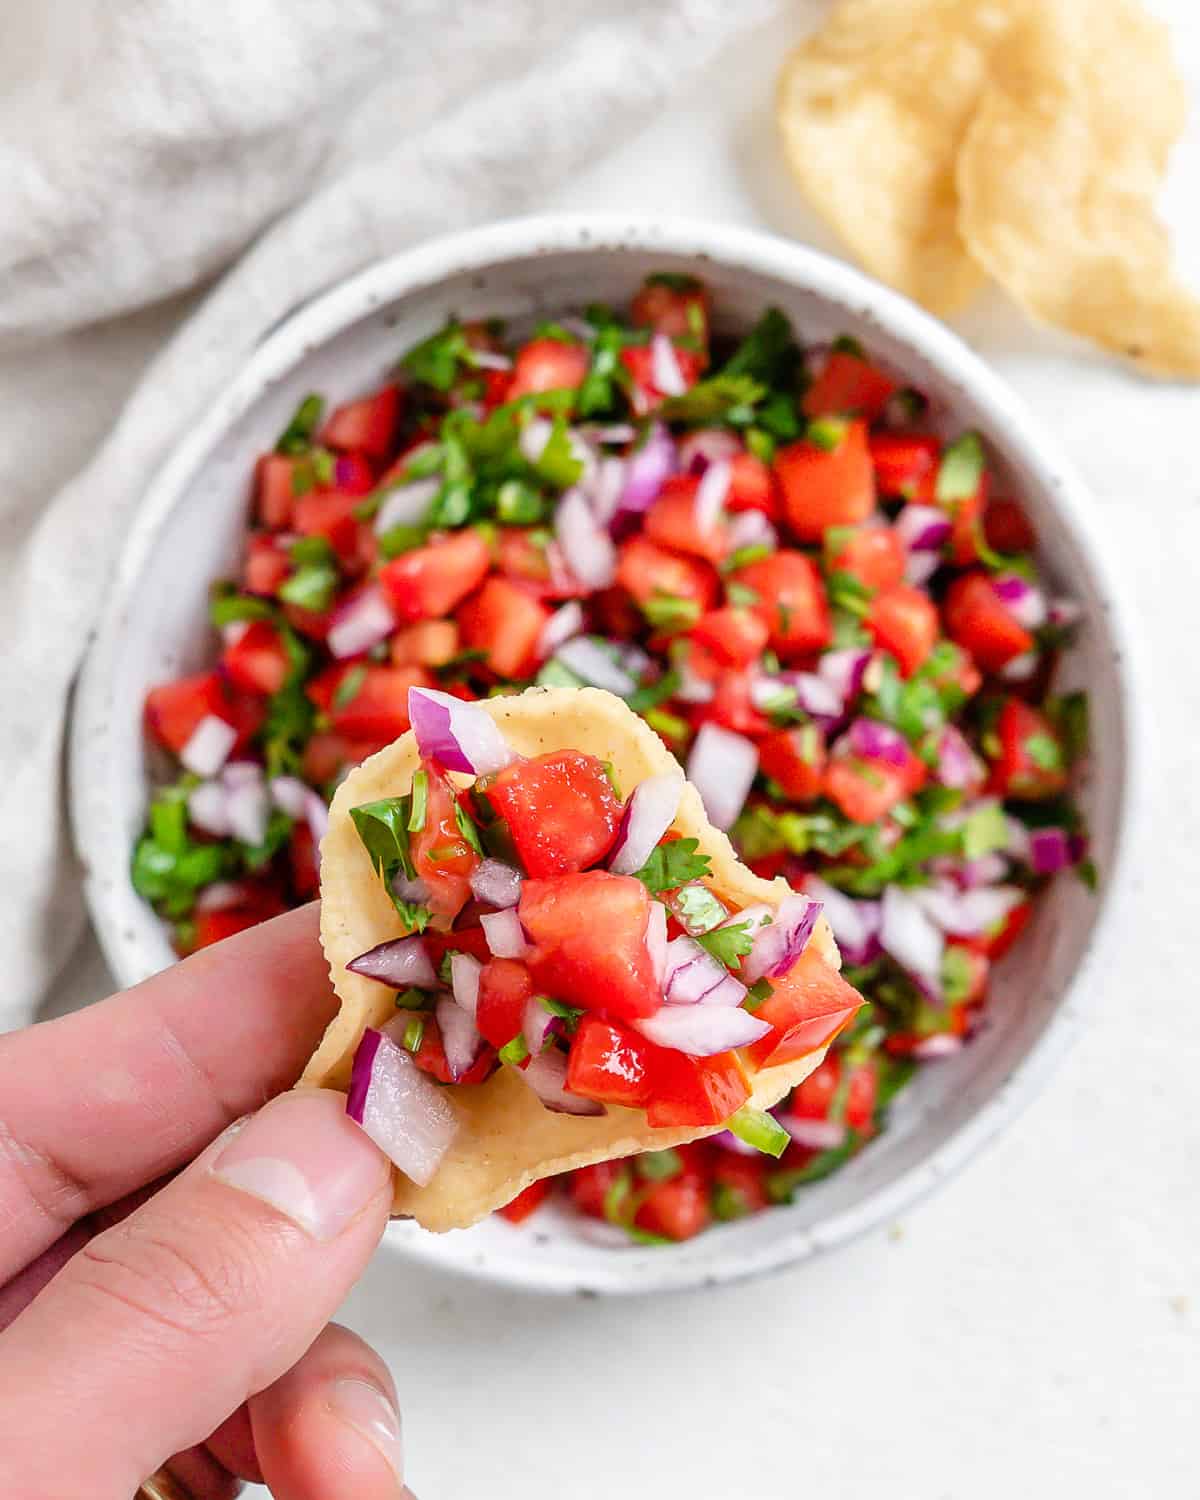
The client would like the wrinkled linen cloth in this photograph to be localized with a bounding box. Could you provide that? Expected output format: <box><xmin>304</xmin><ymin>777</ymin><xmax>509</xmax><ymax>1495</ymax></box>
<box><xmin>0</xmin><ymin>0</ymin><xmax>785</xmax><ymax>1029</ymax></box>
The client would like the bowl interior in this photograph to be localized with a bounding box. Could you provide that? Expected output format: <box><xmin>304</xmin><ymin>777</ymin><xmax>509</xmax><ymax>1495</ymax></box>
<box><xmin>73</xmin><ymin>221</ymin><xmax>1131</xmax><ymax>1294</ymax></box>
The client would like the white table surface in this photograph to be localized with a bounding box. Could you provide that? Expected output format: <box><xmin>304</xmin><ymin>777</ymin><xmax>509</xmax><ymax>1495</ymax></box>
<box><xmin>32</xmin><ymin>6</ymin><xmax>1200</xmax><ymax>1496</ymax></box>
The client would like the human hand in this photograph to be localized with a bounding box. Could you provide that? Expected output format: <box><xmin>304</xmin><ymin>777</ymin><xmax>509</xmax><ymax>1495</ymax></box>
<box><xmin>0</xmin><ymin>904</ymin><xmax>411</xmax><ymax>1499</ymax></box>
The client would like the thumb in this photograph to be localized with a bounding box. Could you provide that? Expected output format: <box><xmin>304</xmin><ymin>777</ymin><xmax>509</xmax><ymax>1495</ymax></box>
<box><xmin>0</xmin><ymin>1088</ymin><xmax>391</xmax><ymax>1499</ymax></box>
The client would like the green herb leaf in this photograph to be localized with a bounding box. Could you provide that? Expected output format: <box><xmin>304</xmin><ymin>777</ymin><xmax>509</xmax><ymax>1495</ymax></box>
<box><xmin>275</xmin><ymin>394</ymin><xmax>325</xmax><ymax>455</ymax></box>
<box><xmin>495</xmin><ymin>478</ymin><xmax>545</xmax><ymax>524</ymax></box>
<box><xmin>935</xmin><ymin>431</ymin><xmax>985</xmax><ymax>505</ymax></box>
<box><xmin>712</xmin><ymin>1182</ymin><xmax>752</xmax><ymax>1221</ymax></box>
<box><xmin>671</xmin><ymin>883</ymin><xmax>728</xmax><ymax>935</ymax></box>
<box><xmin>626</xmin><ymin>669</ymin><xmax>681</xmax><ymax>716</ymax></box>
<box><xmin>767</xmin><ymin>1136</ymin><xmax>860</xmax><ymax>1200</ymax></box>
<box><xmin>723</xmin><ymin>308</ymin><xmax>800</xmax><ymax>388</ymax></box>
<box><xmin>400</xmin><ymin>320</ymin><xmax>471</xmax><ymax>391</ymax></box>
<box><xmin>209</xmin><ymin>589</ymin><xmax>274</xmax><ymax>628</ymax></box>
<box><xmin>633</xmin><ymin>837</ymin><xmax>712</xmax><ymax>894</ymax></box>
<box><xmin>537</xmin><ymin>995</ymin><xmax>585</xmax><ymax>1034</ymax></box>
<box><xmin>743</xmin><ymin>978</ymin><xmax>774</xmax><ymax>1012</ymax></box>
<box><xmin>332</xmin><ymin>664</ymin><xmax>367</xmax><ymax>712</ymax></box>
<box><xmin>726</xmin><ymin>1105</ymin><xmax>790</xmax><ymax>1159</ymax></box>
<box><xmin>656</xmin><ymin>373</ymin><xmax>765</xmax><ymax>427</ymax></box>
<box><xmin>453</xmin><ymin>799</ymin><xmax>485</xmax><ymax>856</ymax></box>
<box><xmin>349</xmin><ymin>795</ymin><xmax>423</xmax><ymax>915</ymax></box>
<box><xmin>529</xmin><ymin>416</ymin><xmax>584</xmax><ymax>489</ymax></box>
<box><xmin>278</xmin><ymin>561</ymin><xmax>338</xmax><ymax>612</ymax></box>
<box><xmin>695</xmin><ymin>920</ymin><xmax>755</xmax><ymax>969</ymax></box>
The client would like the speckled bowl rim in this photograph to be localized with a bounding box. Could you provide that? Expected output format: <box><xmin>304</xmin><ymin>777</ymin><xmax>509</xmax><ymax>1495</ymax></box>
<box><xmin>72</xmin><ymin>214</ymin><xmax>1144</xmax><ymax>1296</ymax></box>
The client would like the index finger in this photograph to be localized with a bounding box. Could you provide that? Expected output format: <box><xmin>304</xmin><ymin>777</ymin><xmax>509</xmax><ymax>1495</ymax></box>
<box><xmin>0</xmin><ymin>903</ymin><xmax>334</xmax><ymax>1281</ymax></box>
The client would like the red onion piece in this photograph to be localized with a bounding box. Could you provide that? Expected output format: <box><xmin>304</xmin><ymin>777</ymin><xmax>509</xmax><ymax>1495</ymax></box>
<box><xmin>608</xmin><ymin>771</ymin><xmax>684</xmax><ymax>875</ymax></box>
<box><xmin>226</xmin><ymin>773</ymin><xmax>270</xmax><ymax>847</ymax></box>
<box><xmin>635</xmin><ymin>1005</ymin><xmax>769</xmax><ymax>1056</ymax></box>
<box><xmin>880</xmin><ymin>885</ymin><xmax>944</xmax><ymax>984</ymax></box>
<box><xmin>554</xmin><ymin>636</ymin><xmax>636</xmax><ymax>696</ymax></box>
<box><xmin>846</xmin><ymin>717</ymin><xmax>911</xmax><ymax>768</ymax></box>
<box><xmin>587</xmin><ymin>422</ymin><xmax>637</xmax><ymax>445</ymax></box>
<box><xmin>187</xmin><ymin>779</ymin><xmax>232</xmax><ymax>837</ymax></box>
<box><xmin>663</xmin><ymin>935</ymin><xmax>729</xmax><ymax>1004</ymax></box>
<box><xmin>521</xmin><ymin>1048</ymin><xmax>604</xmax><ymax>1115</ymax></box>
<box><xmin>694</xmin><ymin>457</ymin><xmax>732</xmax><ymax>532</ymax></box>
<box><xmin>194</xmin><ymin>880</ymin><xmax>251</xmax><ymax>913</ymax></box>
<box><xmin>1048</xmin><ymin>597</ymin><xmax>1082</xmax><ymax>629</ymax></box>
<box><xmin>180</xmin><ymin>714</ymin><xmax>237</xmax><ymax>777</ymax></box>
<box><xmin>679</xmin><ymin>428</ymin><xmax>741</xmax><ymax>473</ymax></box>
<box><xmin>617</xmin><ymin>423</ymin><xmax>674</xmax><ymax>517</ymax></box>
<box><xmin>519</xmin><ymin>416</ymin><xmax>554</xmax><ymax>464</ymax></box>
<box><xmin>913</xmin><ymin>883</ymin><xmax>1025</xmax><ymax>937</ymax></box>
<box><xmin>469</xmin><ymin>858</ymin><xmax>522</xmax><ymax>909</ymax></box>
<box><xmin>803</xmin><ymin>876</ymin><xmax>882</xmax><ymax>966</ymax></box>
<box><xmin>725</xmin><ymin>508</ymin><xmax>778</xmax><ymax>553</ymax></box>
<box><xmin>555</xmin><ymin>487</ymin><xmax>616</xmax><ymax>590</ymax></box>
<box><xmin>347</xmin><ymin>935</ymin><xmax>436</xmax><ymax>989</ymax></box>
<box><xmin>449</xmin><ymin>951</ymin><xmax>482</xmax><ymax>1017</ymax></box>
<box><xmin>904</xmin><ymin>549</ymin><xmax>942</xmax><ymax>587</ymax></box>
<box><xmin>522</xmin><ymin>997</ymin><xmax>555</xmax><ymax>1055</ymax></box>
<box><xmin>818</xmin><ymin>649</ymin><xmax>870</xmax><ymax>706</ymax></box>
<box><xmin>270</xmin><ymin>775</ymin><xmax>330</xmax><ymax>844</ymax></box>
<box><xmin>911</xmin><ymin>1033</ymin><xmax>965</xmax><ymax>1060</ymax></box>
<box><xmin>328</xmin><ymin>586</ymin><xmax>397</xmax><ymax>661</ymax></box>
<box><xmin>408</xmin><ymin>687</ymin><xmax>516</xmax><ymax>776</ymax></box>
<box><xmin>373</xmin><ymin>476</ymin><xmax>440</xmax><ymax>536</ymax></box>
<box><xmin>651</xmin><ymin>333</ymin><xmax>687</xmax><ymax>396</ymax></box>
<box><xmin>992</xmin><ymin>572</ymin><xmax>1047</xmax><ymax>630</ymax></box>
<box><xmin>686</xmin><ymin>722</ymin><xmax>758</xmax><ymax>831</ymax></box>
<box><xmin>752</xmin><ymin>672</ymin><xmax>841</xmax><ymax>721</ymax></box>
<box><xmin>645</xmin><ymin>900</ymin><xmax>669</xmax><ymax>989</ymax></box>
<box><xmin>673</xmin><ymin>647</ymin><xmax>717</xmax><ymax>705</ymax></box>
<box><xmin>586</xmin><ymin>456</ymin><xmax>628</xmax><ymax>527</ymax></box>
<box><xmin>895</xmin><ymin>504</ymin><xmax>950</xmax><ymax>551</ymax></box>
<box><xmin>999</xmin><ymin>650</ymin><xmax>1039</xmax><ymax>683</ymax></box>
<box><xmin>436</xmin><ymin>994</ymin><xmax>484</xmax><ymax>1081</ymax></box>
<box><xmin>935</xmin><ymin>725</ymin><xmax>985</xmax><ymax>790</ymax></box>
<box><xmin>1005</xmin><ymin>815</ymin><xmax>1032</xmax><ymax>862</ymax></box>
<box><xmin>221</xmin><ymin>620</ymin><xmax>250</xmax><ymax>648</ymax></box>
<box><xmin>699</xmin><ymin>973</ymin><xmax>751</xmax><ymax>1009</ymax></box>
<box><xmin>740</xmin><ymin>892</ymin><xmax>822</xmax><ymax>984</ymax></box>
<box><xmin>481</xmin><ymin>908</ymin><xmax>529</xmax><ymax>959</ymax></box>
<box><xmin>1028</xmin><ymin>827</ymin><xmax>1074</xmax><ymax>874</ymax></box>
<box><xmin>391</xmin><ymin>870</ymin><xmax>432</xmax><ymax>905</ymax></box>
<box><xmin>779</xmin><ymin>1115</ymin><xmax>847</xmax><ymax>1151</ymax></box>
<box><xmin>346</xmin><ymin>1028</ymin><xmax>458</xmax><ymax>1186</ymax></box>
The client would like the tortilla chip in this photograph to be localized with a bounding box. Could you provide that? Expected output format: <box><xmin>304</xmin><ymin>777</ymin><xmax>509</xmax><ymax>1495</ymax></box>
<box><xmin>776</xmin><ymin>0</ymin><xmax>1020</xmax><ymax>315</ymax></box>
<box><xmin>956</xmin><ymin>0</ymin><xmax>1200</xmax><ymax>378</ymax></box>
<box><xmin>303</xmin><ymin>686</ymin><xmax>843</xmax><ymax>1231</ymax></box>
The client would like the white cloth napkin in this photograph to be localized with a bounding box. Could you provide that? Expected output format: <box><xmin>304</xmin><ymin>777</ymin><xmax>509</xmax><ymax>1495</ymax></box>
<box><xmin>0</xmin><ymin>0</ymin><xmax>784</xmax><ymax>1030</ymax></box>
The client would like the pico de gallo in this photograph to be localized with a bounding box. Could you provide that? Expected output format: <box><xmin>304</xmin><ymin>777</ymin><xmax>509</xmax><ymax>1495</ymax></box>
<box><xmin>134</xmin><ymin>272</ymin><xmax>1091</xmax><ymax>1242</ymax></box>
<box><xmin>339</xmin><ymin>686</ymin><xmax>865</xmax><ymax>1193</ymax></box>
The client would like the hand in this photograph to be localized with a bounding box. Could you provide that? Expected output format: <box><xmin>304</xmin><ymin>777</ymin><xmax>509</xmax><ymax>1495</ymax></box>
<box><xmin>0</xmin><ymin>905</ymin><xmax>411</xmax><ymax>1499</ymax></box>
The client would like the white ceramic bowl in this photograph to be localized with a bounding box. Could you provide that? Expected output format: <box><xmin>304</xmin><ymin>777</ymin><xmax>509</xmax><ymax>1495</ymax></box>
<box><xmin>72</xmin><ymin>215</ymin><xmax>1140</xmax><ymax>1296</ymax></box>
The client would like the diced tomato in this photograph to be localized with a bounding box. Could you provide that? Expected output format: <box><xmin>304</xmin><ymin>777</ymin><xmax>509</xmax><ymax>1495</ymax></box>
<box><xmin>300</xmin><ymin>730</ymin><xmax>387</xmax><ymax>785</ymax></box>
<box><xmin>390</xmin><ymin>620</ymin><xmax>460</xmax><ymax>669</ymax></box>
<box><xmin>689</xmin><ymin>607</ymin><xmax>769</xmax><ymax>669</ymax></box>
<box><xmin>634</xmin><ymin>1171</ymin><xmax>711</xmax><ymax>1241</ymax></box>
<box><xmin>497</xmin><ymin>527</ymin><xmax>551</xmax><ymax>585</ymax></box>
<box><xmin>186</xmin><ymin>886</ymin><xmax>287</xmax><ymax>952</ymax></box>
<box><xmin>843</xmin><ymin>1058</ymin><xmax>879</xmax><ymax>1133</ymax></box>
<box><xmin>643</xmin><ymin>1048</ymin><xmax>751</xmax><ymax>1129</ymax></box>
<box><xmin>244</xmin><ymin>533</ymin><xmax>292</xmax><ymax>596</ymax></box>
<box><xmin>963</xmin><ymin>898</ymin><xmax>1033</xmax><ymax>960</ymax></box>
<box><xmin>711</xmin><ymin>1152</ymin><xmax>769</xmax><ymax>1216</ymax></box>
<box><xmin>731</xmin><ymin>551</ymin><xmax>831</xmax><ymax>659</ymax></box>
<box><xmin>824</xmin><ymin>745</ymin><xmax>926</xmax><ymax>824</ymax></box>
<box><xmin>644</xmin><ymin>475</ymin><xmax>730</xmax><ymax>563</ymax></box>
<box><xmin>827</xmin><ymin>525</ymin><xmax>906</xmax><ymax>593</ymax></box>
<box><xmin>699</xmin><ymin>670</ymin><xmax>771</xmax><ymax>739</ymax></box>
<box><xmin>331</xmin><ymin>452</ymin><xmax>377</xmax><ymax>497</ymax></box>
<box><xmin>789</xmin><ymin>1054</ymin><xmax>839</xmax><ymax>1118</ymax></box>
<box><xmin>507</xmin><ymin>338</ymin><xmax>590</xmax><ymax>401</ymax></box>
<box><xmin>984</xmin><ymin>497</ymin><xmax>1036</xmax><ymax>554</ymax></box>
<box><xmin>144</xmin><ymin>671</ymin><xmax>233</xmax><ymax>756</ymax></box>
<box><xmin>422</xmin><ymin>924</ymin><xmax>493</xmax><ymax>969</ymax></box>
<box><xmin>411</xmin><ymin>1015</ymin><xmax>495</xmax><ymax>1086</ymax></box>
<box><xmin>566</xmin><ymin>1016</ymin><xmax>654</xmax><ymax>1108</ymax></box>
<box><xmin>476</xmin><ymin>958</ymin><xmax>534</xmax><ymax>1049</ymax></box>
<box><xmin>944</xmin><ymin>571</ymin><xmax>1035</xmax><ymax>673</ymax></box>
<box><xmin>619</xmin><ymin>343</ymin><xmax>703</xmax><ymax>414</ymax></box>
<box><xmin>775</xmin><ymin>420</ymin><xmax>876</xmax><ymax>542</ymax></box>
<box><xmin>987</xmin><ymin>696</ymin><xmax>1067</xmax><ymax>799</ymax></box>
<box><xmin>867</xmin><ymin>584</ymin><xmax>939</xmax><ymax>677</ymax></box>
<box><xmin>282</xmin><ymin>601</ymin><xmax>334</xmax><ymax>643</ymax></box>
<box><xmin>868</xmin><ymin>434</ymin><xmax>940</xmax><ymax>503</ymax></box>
<box><xmin>616</xmin><ymin>536</ymin><xmax>719</xmax><ymax>619</ymax></box>
<box><xmin>725</xmin><ymin>451</ymin><xmax>780</xmax><ymax>518</ymax></box>
<box><xmin>758</xmin><ymin>725</ymin><xmax>826</xmax><ymax>801</ymax></box>
<box><xmin>744</xmin><ymin>947</ymin><xmax>864</xmax><ymax>1069</ymax></box>
<box><xmin>520</xmin><ymin>871</ymin><xmax>661</xmax><ymax>1022</ymax></box>
<box><xmin>943</xmin><ymin>471</ymin><xmax>990</xmax><ymax>566</ymax></box>
<box><xmin>288</xmin><ymin>821</ymin><xmax>320</xmax><ymax>901</ymax></box>
<box><xmin>459</xmin><ymin>576</ymin><xmax>551</xmax><ymax>680</ymax></box>
<box><xmin>484</xmin><ymin>751</ymin><xmax>622</xmax><ymax>877</ymax></box>
<box><xmin>409</xmin><ymin>761</ymin><xmax>480</xmax><ymax>920</ymax></box>
<box><xmin>221</xmin><ymin>619</ymin><xmax>291</xmax><ymax>696</ymax></box>
<box><xmin>803</xmin><ymin>349</ymin><xmax>896</xmax><ymax>421</ymax></box>
<box><xmin>885</xmin><ymin>1003</ymin><xmax>969</xmax><ymax>1058</ymax></box>
<box><xmin>631</xmin><ymin>275</ymin><xmax>710</xmax><ymax>345</ymax></box>
<box><xmin>498</xmin><ymin>1179</ymin><xmax>551</xmax><ymax>1224</ymax></box>
<box><xmin>255</xmin><ymin>453</ymin><xmax>298</xmax><ymax>529</ymax></box>
<box><xmin>379</xmin><ymin>530</ymin><xmax>491</xmax><ymax>623</ymax></box>
<box><xmin>307</xmin><ymin>663</ymin><xmax>431</xmax><ymax>741</ymax></box>
<box><xmin>292</xmin><ymin>488</ymin><xmax>360</xmax><ymax>564</ymax></box>
<box><xmin>320</xmin><ymin>385</ymin><xmax>401</xmax><ymax>458</ymax></box>
<box><xmin>788</xmin><ymin>1052</ymin><xmax>876</xmax><ymax>1132</ymax></box>
<box><xmin>570</xmin><ymin>1160</ymin><xmax>626</xmax><ymax>1220</ymax></box>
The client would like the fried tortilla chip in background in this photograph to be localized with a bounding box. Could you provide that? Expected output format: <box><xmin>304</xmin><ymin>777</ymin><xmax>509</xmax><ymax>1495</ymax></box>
<box><xmin>304</xmin><ymin>686</ymin><xmax>844</xmax><ymax>1231</ymax></box>
<box><xmin>956</xmin><ymin>0</ymin><xmax>1200</xmax><ymax>379</ymax></box>
<box><xmin>775</xmin><ymin>0</ymin><xmax>1022</xmax><ymax>316</ymax></box>
<box><xmin>776</xmin><ymin>0</ymin><xmax>1200</xmax><ymax>378</ymax></box>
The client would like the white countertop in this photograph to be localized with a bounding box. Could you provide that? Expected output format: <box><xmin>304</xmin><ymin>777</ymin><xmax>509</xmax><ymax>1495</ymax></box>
<box><xmin>40</xmin><ymin>7</ymin><xmax>1200</xmax><ymax>1495</ymax></box>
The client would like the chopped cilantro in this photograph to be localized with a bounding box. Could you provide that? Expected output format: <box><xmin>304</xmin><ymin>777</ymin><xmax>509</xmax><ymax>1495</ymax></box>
<box><xmin>400</xmin><ymin>320</ymin><xmax>470</xmax><ymax>391</ymax></box>
<box><xmin>940</xmin><ymin>945</ymin><xmax>976</xmax><ymax>1004</ymax></box>
<box><xmin>1025</xmin><ymin>732</ymin><xmax>1064</xmax><ymax>772</ymax></box>
<box><xmin>262</xmin><ymin>678</ymin><xmax>316</xmax><ymax>778</ymax></box>
<box><xmin>209</xmin><ymin>588</ymin><xmax>274</xmax><ymax>628</ymax></box>
<box><xmin>754</xmin><ymin>390</ymin><xmax>803</xmax><ymax>442</ymax></box>
<box><xmin>332</xmin><ymin>664</ymin><xmax>367</xmax><ymax>712</ymax></box>
<box><xmin>407</xmin><ymin>769</ymin><xmax>429</xmax><ymax>832</ymax></box>
<box><xmin>454</xmin><ymin>799</ymin><xmax>485</xmax><ymax>856</ymax></box>
<box><xmin>712</xmin><ymin>1183</ymin><xmax>752</xmax><ymax>1221</ymax></box>
<box><xmin>647</xmin><ymin>271</ymin><xmax>703</xmax><ymax>293</ymax></box>
<box><xmin>536</xmin><ymin>658</ymin><xmax>585</xmax><ymax>690</ymax></box>
<box><xmin>934</xmin><ymin>431</ymin><xmax>985</xmax><ymax>505</ymax></box>
<box><xmin>538</xmin><ymin>995</ymin><xmax>585</xmax><ymax>1033</ymax></box>
<box><xmin>578</xmin><ymin>326</ymin><xmax>626</xmax><ymax>417</ymax></box>
<box><xmin>723</xmin><ymin>308</ymin><xmax>801</xmax><ymax>388</ymax></box>
<box><xmin>378</xmin><ymin>523</ymin><xmax>428</xmax><ymax>558</ymax></box>
<box><xmin>637</xmin><ymin>1148</ymin><xmax>684</xmax><ymax>1182</ymax></box>
<box><xmin>275</xmin><ymin>393</ymin><xmax>324</xmax><ymax>455</ymax></box>
<box><xmin>830</xmin><ymin>334</ymin><xmax>865</xmax><ymax>357</ymax></box>
<box><xmin>1046</xmin><ymin>691</ymin><xmax>1089</xmax><ymax>764</ymax></box>
<box><xmin>349</xmin><ymin>797</ymin><xmax>430</xmax><ymax>924</ymax></box>
<box><xmin>278</xmin><ymin>561</ymin><xmax>337</xmax><ymax>612</ymax></box>
<box><xmin>826</xmin><ymin>569</ymin><xmax>873</xmax><ymax>616</ymax></box>
<box><xmin>695</xmin><ymin>920</ymin><xmax>754</xmax><ymax>968</ymax></box>
<box><xmin>743</xmin><ymin>978</ymin><xmax>774</xmax><ymax>1011</ymax></box>
<box><xmin>672</xmin><ymin>882</ymin><xmax>728</xmax><ymax>935</ymax></box>
<box><xmin>633</xmin><ymin>837</ymin><xmax>712</xmax><ymax>893</ymax></box>
<box><xmin>656</xmin><ymin>373</ymin><xmax>765</xmax><ymax>426</ymax></box>
<box><xmin>745</xmin><ymin>427</ymin><xmax>776</xmax><ymax>464</ymax></box>
<box><xmin>529</xmin><ymin>416</ymin><xmax>584</xmax><ymax>489</ymax></box>
<box><xmin>495</xmin><ymin>478</ymin><xmax>544</xmax><ymax>524</ymax></box>
<box><xmin>642</xmin><ymin>592</ymin><xmax>700</xmax><ymax>633</ymax></box>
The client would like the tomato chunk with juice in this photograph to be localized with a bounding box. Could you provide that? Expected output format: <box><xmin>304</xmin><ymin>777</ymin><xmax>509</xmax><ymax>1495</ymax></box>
<box><xmin>643</xmin><ymin>1048</ymin><xmax>751</xmax><ymax>1129</ymax></box>
<box><xmin>744</xmin><ymin>947</ymin><xmax>864</xmax><ymax>1069</ymax></box>
<box><xmin>520</xmin><ymin>871</ymin><xmax>661</xmax><ymax>1022</ymax></box>
<box><xmin>476</xmin><ymin>958</ymin><xmax>534</xmax><ymax>1050</ymax></box>
<box><xmin>411</xmin><ymin>762</ymin><xmax>480</xmax><ymax>920</ymax></box>
<box><xmin>379</xmin><ymin>530</ymin><xmax>491</xmax><ymax>623</ymax></box>
<box><xmin>459</xmin><ymin>576</ymin><xmax>550</xmax><ymax>680</ymax></box>
<box><xmin>566</xmin><ymin>1016</ymin><xmax>654</xmax><ymax>1108</ymax></box>
<box><xmin>775</xmin><ymin>420</ymin><xmax>875</xmax><ymax>542</ymax></box>
<box><xmin>484</xmin><ymin>751</ymin><xmax>622</xmax><ymax>877</ymax></box>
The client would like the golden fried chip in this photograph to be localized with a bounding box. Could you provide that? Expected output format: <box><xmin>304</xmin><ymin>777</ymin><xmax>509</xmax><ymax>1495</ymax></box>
<box><xmin>956</xmin><ymin>0</ymin><xmax>1200</xmax><ymax>377</ymax></box>
<box><xmin>304</xmin><ymin>687</ymin><xmax>845</xmax><ymax>1231</ymax></box>
<box><xmin>776</xmin><ymin>0</ymin><xmax>1021</xmax><ymax>315</ymax></box>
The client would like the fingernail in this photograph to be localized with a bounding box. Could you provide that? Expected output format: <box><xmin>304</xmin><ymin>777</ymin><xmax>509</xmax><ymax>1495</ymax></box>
<box><xmin>210</xmin><ymin>1088</ymin><xmax>389</xmax><ymax>1240</ymax></box>
<box><xmin>329</xmin><ymin>1377</ymin><xmax>404</xmax><ymax>1483</ymax></box>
